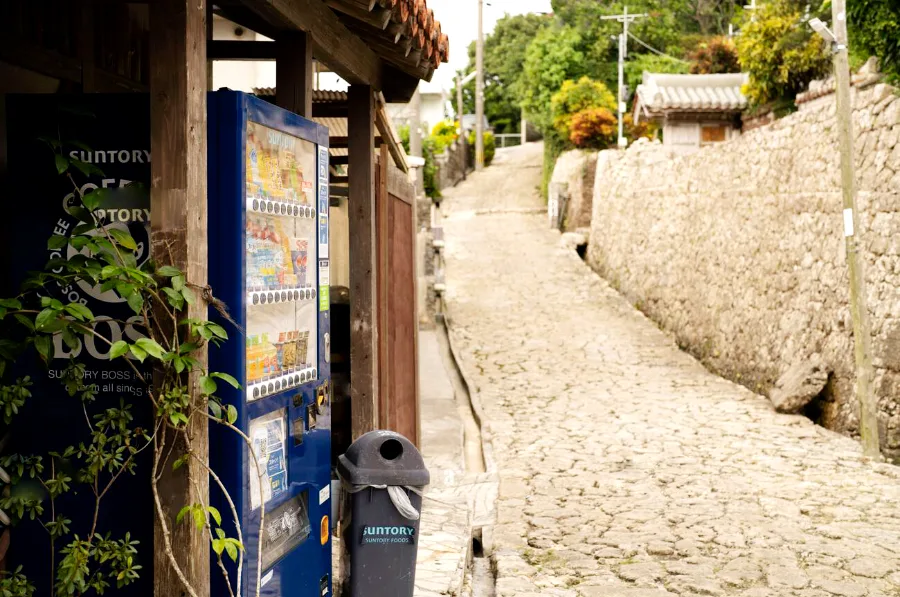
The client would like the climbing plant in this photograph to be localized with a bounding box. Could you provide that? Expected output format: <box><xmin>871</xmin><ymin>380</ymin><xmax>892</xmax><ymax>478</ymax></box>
<box><xmin>0</xmin><ymin>141</ymin><xmax>265</xmax><ymax>597</ymax></box>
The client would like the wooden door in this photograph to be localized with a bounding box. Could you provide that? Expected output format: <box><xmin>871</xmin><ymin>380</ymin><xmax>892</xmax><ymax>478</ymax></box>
<box><xmin>375</xmin><ymin>150</ymin><xmax>420</xmax><ymax>445</ymax></box>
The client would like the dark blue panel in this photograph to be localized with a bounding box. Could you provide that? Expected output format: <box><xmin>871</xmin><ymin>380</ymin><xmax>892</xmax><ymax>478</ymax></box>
<box><xmin>208</xmin><ymin>91</ymin><xmax>331</xmax><ymax>597</ymax></box>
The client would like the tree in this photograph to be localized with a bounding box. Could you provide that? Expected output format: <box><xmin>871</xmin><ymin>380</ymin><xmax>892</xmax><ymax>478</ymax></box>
<box><xmin>848</xmin><ymin>0</ymin><xmax>900</xmax><ymax>82</ymax></box>
<box><xmin>521</xmin><ymin>26</ymin><xmax>587</xmax><ymax>131</ymax></box>
<box><xmin>689</xmin><ymin>36</ymin><xmax>741</xmax><ymax>73</ymax></box>
<box><xmin>736</xmin><ymin>0</ymin><xmax>832</xmax><ymax>106</ymax></box>
<box><xmin>625</xmin><ymin>53</ymin><xmax>690</xmax><ymax>97</ymax></box>
<box><xmin>451</xmin><ymin>13</ymin><xmax>551</xmax><ymax>133</ymax></box>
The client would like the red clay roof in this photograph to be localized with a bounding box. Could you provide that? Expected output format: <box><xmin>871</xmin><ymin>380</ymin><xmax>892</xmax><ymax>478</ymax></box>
<box><xmin>327</xmin><ymin>0</ymin><xmax>449</xmax><ymax>80</ymax></box>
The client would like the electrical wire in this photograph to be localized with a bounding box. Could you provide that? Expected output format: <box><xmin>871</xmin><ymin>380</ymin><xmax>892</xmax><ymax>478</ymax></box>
<box><xmin>627</xmin><ymin>32</ymin><xmax>689</xmax><ymax>63</ymax></box>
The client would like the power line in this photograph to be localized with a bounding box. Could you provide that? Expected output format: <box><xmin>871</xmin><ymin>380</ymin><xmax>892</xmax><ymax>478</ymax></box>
<box><xmin>627</xmin><ymin>32</ymin><xmax>689</xmax><ymax>63</ymax></box>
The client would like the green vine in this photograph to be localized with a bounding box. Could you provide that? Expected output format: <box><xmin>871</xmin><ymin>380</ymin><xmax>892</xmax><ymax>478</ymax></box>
<box><xmin>0</xmin><ymin>141</ymin><xmax>265</xmax><ymax>597</ymax></box>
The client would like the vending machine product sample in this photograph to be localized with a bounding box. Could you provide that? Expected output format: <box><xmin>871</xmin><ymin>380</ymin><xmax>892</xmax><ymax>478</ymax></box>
<box><xmin>208</xmin><ymin>92</ymin><xmax>332</xmax><ymax>597</ymax></box>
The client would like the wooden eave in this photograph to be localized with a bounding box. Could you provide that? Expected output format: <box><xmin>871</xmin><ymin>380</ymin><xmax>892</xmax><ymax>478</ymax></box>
<box><xmin>215</xmin><ymin>0</ymin><xmax>449</xmax><ymax>103</ymax></box>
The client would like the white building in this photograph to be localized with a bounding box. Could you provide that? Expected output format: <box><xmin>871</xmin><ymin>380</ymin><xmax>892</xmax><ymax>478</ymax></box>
<box><xmin>386</xmin><ymin>81</ymin><xmax>449</xmax><ymax>136</ymax></box>
<box><xmin>633</xmin><ymin>73</ymin><xmax>748</xmax><ymax>154</ymax></box>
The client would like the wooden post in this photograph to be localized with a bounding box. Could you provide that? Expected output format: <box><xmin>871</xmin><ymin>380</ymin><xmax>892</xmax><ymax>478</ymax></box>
<box><xmin>150</xmin><ymin>0</ymin><xmax>210</xmax><ymax>595</ymax></box>
<box><xmin>377</xmin><ymin>144</ymin><xmax>390</xmax><ymax>428</ymax></box>
<box><xmin>276</xmin><ymin>31</ymin><xmax>314</xmax><ymax>118</ymax></box>
<box><xmin>348</xmin><ymin>84</ymin><xmax>378</xmax><ymax>439</ymax></box>
<box><xmin>831</xmin><ymin>0</ymin><xmax>880</xmax><ymax>457</ymax></box>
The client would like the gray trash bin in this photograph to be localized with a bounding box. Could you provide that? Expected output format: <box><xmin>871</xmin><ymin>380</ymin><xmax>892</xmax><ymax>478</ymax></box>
<box><xmin>338</xmin><ymin>430</ymin><xmax>430</xmax><ymax>597</ymax></box>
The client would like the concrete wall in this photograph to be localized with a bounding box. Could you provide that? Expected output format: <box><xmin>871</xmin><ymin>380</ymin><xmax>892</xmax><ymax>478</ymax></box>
<box><xmin>587</xmin><ymin>80</ymin><xmax>900</xmax><ymax>458</ymax></box>
<box><xmin>550</xmin><ymin>150</ymin><xmax>598</xmax><ymax>231</ymax></box>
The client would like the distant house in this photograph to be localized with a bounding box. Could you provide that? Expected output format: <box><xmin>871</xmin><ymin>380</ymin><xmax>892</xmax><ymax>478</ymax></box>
<box><xmin>633</xmin><ymin>73</ymin><xmax>748</xmax><ymax>154</ymax></box>
<box><xmin>387</xmin><ymin>84</ymin><xmax>448</xmax><ymax>135</ymax></box>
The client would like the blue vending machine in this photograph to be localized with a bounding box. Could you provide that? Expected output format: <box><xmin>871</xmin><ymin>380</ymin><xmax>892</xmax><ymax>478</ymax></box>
<box><xmin>208</xmin><ymin>91</ymin><xmax>332</xmax><ymax>597</ymax></box>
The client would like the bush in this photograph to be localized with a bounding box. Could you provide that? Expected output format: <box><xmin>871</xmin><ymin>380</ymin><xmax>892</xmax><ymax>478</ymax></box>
<box><xmin>467</xmin><ymin>130</ymin><xmax>496</xmax><ymax>167</ymax></box>
<box><xmin>689</xmin><ymin>36</ymin><xmax>741</xmax><ymax>74</ymax></box>
<box><xmin>625</xmin><ymin>53</ymin><xmax>690</xmax><ymax>97</ymax></box>
<box><xmin>736</xmin><ymin>1</ymin><xmax>831</xmax><ymax>106</ymax></box>
<box><xmin>624</xmin><ymin>113</ymin><xmax>658</xmax><ymax>143</ymax></box>
<box><xmin>551</xmin><ymin>77</ymin><xmax>617</xmax><ymax>141</ymax></box>
<box><xmin>849</xmin><ymin>0</ymin><xmax>900</xmax><ymax>83</ymax></box>
<box><xmin>521</xmin><ymin>26</ymin><xmax>587</xmax><ymax>131</ymax></box>
<box><xmin>398</xmin><ymin>124</ymin><xmax>411</xmax><ymax>154</ymax></box>
<box><xmin>430</xmin><ymin>120</ymin><xmax>459</xmax><ymax>153</ymax></box>
<box><xmin>568</xmin><ymin>107</ymin><xmax>617</xmax><ymax>149</ymax></box>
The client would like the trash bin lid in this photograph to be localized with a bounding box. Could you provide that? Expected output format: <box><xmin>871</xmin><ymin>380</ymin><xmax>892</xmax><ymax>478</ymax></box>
<box><xmin>337</xmin><ymin>430</ymin><xmax>430</xmax><ymax>487</ymax></box>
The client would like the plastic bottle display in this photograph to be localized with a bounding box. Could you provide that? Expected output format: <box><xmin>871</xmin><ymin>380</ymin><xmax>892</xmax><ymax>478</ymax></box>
<box><xmin>243</xmin><ymin>121</ymin><xmax>319</xmax><ymax>395</ymax></box>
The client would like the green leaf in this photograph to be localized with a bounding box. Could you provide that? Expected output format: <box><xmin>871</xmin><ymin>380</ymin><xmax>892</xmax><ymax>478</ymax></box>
<box><xmin>135</xmin><ymin>338</ymin><xmax>165</xmax><ymax>359</ymax></box>
<box><xmin>82</xmin><ymin>190</ymin><xmax>103</xmax><ymax>211</ymax></box>
<box><xmin>208</xmin><ymin>401</ymin><xmax>222</xmax><ymax>419</ymax></box>
<box><xmin>172</xmin><ymin>455</ymin><xmax>189</xmax><ymax>472</ymax></box>
<box><xmin>207</xmin><ymin>323</ymin><xmax>228</xmax><ymax>340</ymax></box>
<box><xmin>192</xmin><ymin>506</ymin><xmax>205</xmax><ymax>530</ymax></box>
<box><xmin>64</xmin><ymin>303</ymin><xmax>94</xmax><ymax>321</ymax></box>
<box><xmin>0</xmin><ymin>298</ymin><xmax>22</xmax><ymax>310</ymax></box>
<box><xmin>181</xmin><ymin>286</ymin><xmax>196</xmax><ymax>306</ymax></box>
<box><xmin>224</xmin><ymin>540</ymin><xmax>239</xmax><ymax>562</ymax></box>
<box><xmin>163</xmin><ymin>287</ymin><xmax>185</xmax><ymax>311</ymax></box>
<box><xmin>127</xmin><ymin>292</ymin><xmax>144</xmax><ymax>315</ymax></box>
<box><xmin>199</xmin><ymin>376</ymin><xmax>217</xmax><ymax>396</ymax></box>
<box><xmin>207</xmin><ymin>506</ymin><xmax>222</xmax><ymax>526</ymax></box>
<box><xmin>109</xmin><ymin>340</ymin><xmax>129</xmax><ymax>359</ymax></box>
<box><xmin>157</xmin><ymin>265</ymin><xmax>182</xmax><ymax>277</ymax></box>
<box><xmin>171</xmin><ymin>275</ymin><xmax>185</xmax><ymax>292</ymax></box>
<box><xmin>47</xmin><ymin>235</ymin><xmax>69</xmax><ymax>250</ymax></box>
<box><xmin>35</xmin><ymin>308</ymin><xmax>59</xmax><ymax>331</ymax></box>
<box><xmin>176</xmin><ymin>505</ymin><xmax>191</xmax><ymax>525</ymax></box>
<box><xmin>226</xmin><ymin>405</ymin><xmax>238</xmax><ymax>426</ymax></box>
<box><xmin>14</xmin><ymin>314</ymin><xmax>34</xmax><ymax>331</ymax></box>
<box><xmin>34</xmin><ymin>336</ymin><xmax>53</xmax><ymax>361</ymax></box>
<box><xmin>129</xmin><ymin>344</ymin><xmax>148</xmax><ymax>363</ymax></box>
<box><xmin>211</xmin><ymin>372</ymin><xmax>240</xmax><ymax>389</ymax></box>
<box><xmin>55</xmin><ymin>154</ymin><xmax>68</xmax><ymax>174</ymax></box>
<box><xmin>109</xmin><ymin>228</ymin><xmax>137</xmax><ymax>251</ymax></box>
<box><xmin>212</xmin><ymin>538</ymin><xmax>225</xmax><ymax>556</ymax></box>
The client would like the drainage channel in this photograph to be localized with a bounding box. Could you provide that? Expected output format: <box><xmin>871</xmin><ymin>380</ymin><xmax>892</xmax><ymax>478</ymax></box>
<box><xmin>434</xmin><ymin>319</ymin><xmax>496</xmax><ymax>597</ymax></box>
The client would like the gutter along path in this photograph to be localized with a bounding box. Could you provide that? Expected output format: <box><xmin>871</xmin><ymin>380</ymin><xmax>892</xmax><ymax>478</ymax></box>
<box><xmin>439</xmin><ymin>143</ymin><xmax>900</xmax><ymax>597</ymax></box>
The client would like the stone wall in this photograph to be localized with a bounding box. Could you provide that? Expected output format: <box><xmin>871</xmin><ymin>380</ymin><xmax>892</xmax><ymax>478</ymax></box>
<box><xmin>587</xmin><ymin>80</ymin><xmax>900</xmax><ymax>458</ymax></box>
<box><xmin>550</xmin><ymin>149</ymin><xmax>598</xmax><ymax>230</ymax></box>
<box><xmin>435</xmin><ymin>137</ymin><xmax>468</xmax><ymax>191</ymax></box>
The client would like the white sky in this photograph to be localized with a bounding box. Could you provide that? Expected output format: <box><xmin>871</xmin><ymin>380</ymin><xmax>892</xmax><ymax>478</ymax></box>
<box><xmin>423</xmin><ymin>0</ymin><xmax>553</xmax><ymax>92</ymax></box>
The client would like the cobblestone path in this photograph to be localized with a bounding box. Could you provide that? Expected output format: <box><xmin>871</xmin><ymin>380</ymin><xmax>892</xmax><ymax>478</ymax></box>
<box><xmin>441</xmin><ymin>143</ymin><xmax>900</xmax><ymax>597</ymax></box>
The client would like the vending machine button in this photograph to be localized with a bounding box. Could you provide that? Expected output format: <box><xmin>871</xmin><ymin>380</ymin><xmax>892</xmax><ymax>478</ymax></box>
<box><xmin>281</xmin><ymin>203</ymin><xmax>287</xmax><ymax>215</ymax></box>
<box><xmin>267</xmin><ymin>292</ymin><xmax>274</xmax><ymax>303</ymax></box>
<box><xmin>311</xmin><ymin>289</ymin><xmax>317</xmax><ymax>299</ymax></box>
<box><xmin>294</xmin><ymin>290</ymin><xmax>301</xmax><ymax>301</ymax></box>
<box><xmin>312</xmin><ymin>368</ymin><xmax>318</xmax><ymax>380</ymax></box>
<box><xmin>252</xmin><ymin>199</ymin><xmax>260</xmax><ymax>211</ymax></box>
<box><xmin>281</xmin><ymin>291</ymin><xmax>287</xmax><ymax>302</ymax></box>
<box><xmin>267</xmin><ymin>383</ymin><xmax>274</xmax><ymax>395</ymax></box>
<box><xmin>274</xmin><ymin>292</ymin><xmax>281</xmax><ymax>303</ymax></box>
<box><xmin>293</xmin><ymin>206</ymin><xmax>300</xmax><ymax>217</ymax></box>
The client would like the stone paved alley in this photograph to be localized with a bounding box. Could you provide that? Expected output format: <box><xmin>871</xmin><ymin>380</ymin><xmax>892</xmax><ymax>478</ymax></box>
<box><xmin>439</xmin><ymin>143</ymin><xmax>900</xmax><ymax>597</ymax></box>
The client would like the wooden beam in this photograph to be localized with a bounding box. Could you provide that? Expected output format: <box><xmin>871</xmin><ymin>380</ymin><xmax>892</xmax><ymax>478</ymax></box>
<box><xmin>330</xmin><ymin>136</ymin><xmax>384</xmax><ymax>148</ymax></box>
<box><xmin>239</xmin><ymin>0</ymin><xmax>383</xmax><ymax>88</ymax></box>
<box><xmin>328</xmin><ymin>1</ymin><xmax>393</xmax><ymax>30</ymax></box>
<box><xmin>312</xmin><ymin>102</ymin><xmax>349</xmax><ymax>118</ymax></box>
<box><xmin>208</xmin><ymin>40</ymin><xmax>277</xmax><ymax>60</ymax></box>
<box><xmin>276</xmin><ymin>31</ymin><xmax>313</xmax><ymax>117</ymax></box>
<box><xmin>149</xmin><ymin>1</ymin><xmax>210</xmax><ymax>596</ymax></box>
<box><xmin>348</xmin><ymin>85</ymin><xmax>378</xmax><ymax>440</ymax></box>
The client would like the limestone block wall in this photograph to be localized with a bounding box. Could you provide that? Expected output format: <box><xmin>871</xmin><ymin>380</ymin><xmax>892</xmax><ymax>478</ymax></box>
<box><xmin>435</xmin><ymin>138</ymin><xmax>468</xmax><ymax>191</ymax></box>
<box><xmin>550</xmin><ymin>149</ymin><xmax>598</xmax><ymax>230</ymax></box>
<box><xmin>587</xmin><ymin>81</ymin><xmax>900</xmax><ymax>458</ymax></box>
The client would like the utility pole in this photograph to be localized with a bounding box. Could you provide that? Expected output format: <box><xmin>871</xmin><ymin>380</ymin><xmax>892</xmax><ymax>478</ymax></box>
<box><xmin>410</xmin><ymin>86</ymin><xmax>422</xmax><ymax>159</ymax></box>
<box><xmin>601</xmin><ymin>6</ymin><xmax>646</xmax><ymax>148</ymax></box>
<box><xmin>810</xmin><ymin>4</ymin><xmax>880</xmax><ymax>457</ymax></box>
<box><xmin>475</xmin><ymin>0</ymin><xmax>485</xmax><ymax>170</ymax></box>
<box><xmin>457</xmin><ymin>74</ymin><xmax>467</xmax><ymax>180</ymax></box>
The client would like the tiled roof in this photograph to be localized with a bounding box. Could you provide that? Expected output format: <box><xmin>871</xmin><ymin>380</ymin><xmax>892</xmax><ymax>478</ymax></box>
<box><xmin>327</xmin><ymin>0</ymin><xmax>449</xmax><ymax>78</ymax></box>
<box><xmin>635</xmin><ymin>73</ymin><xmax>748</xmax><ymax>114</ymax></box>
